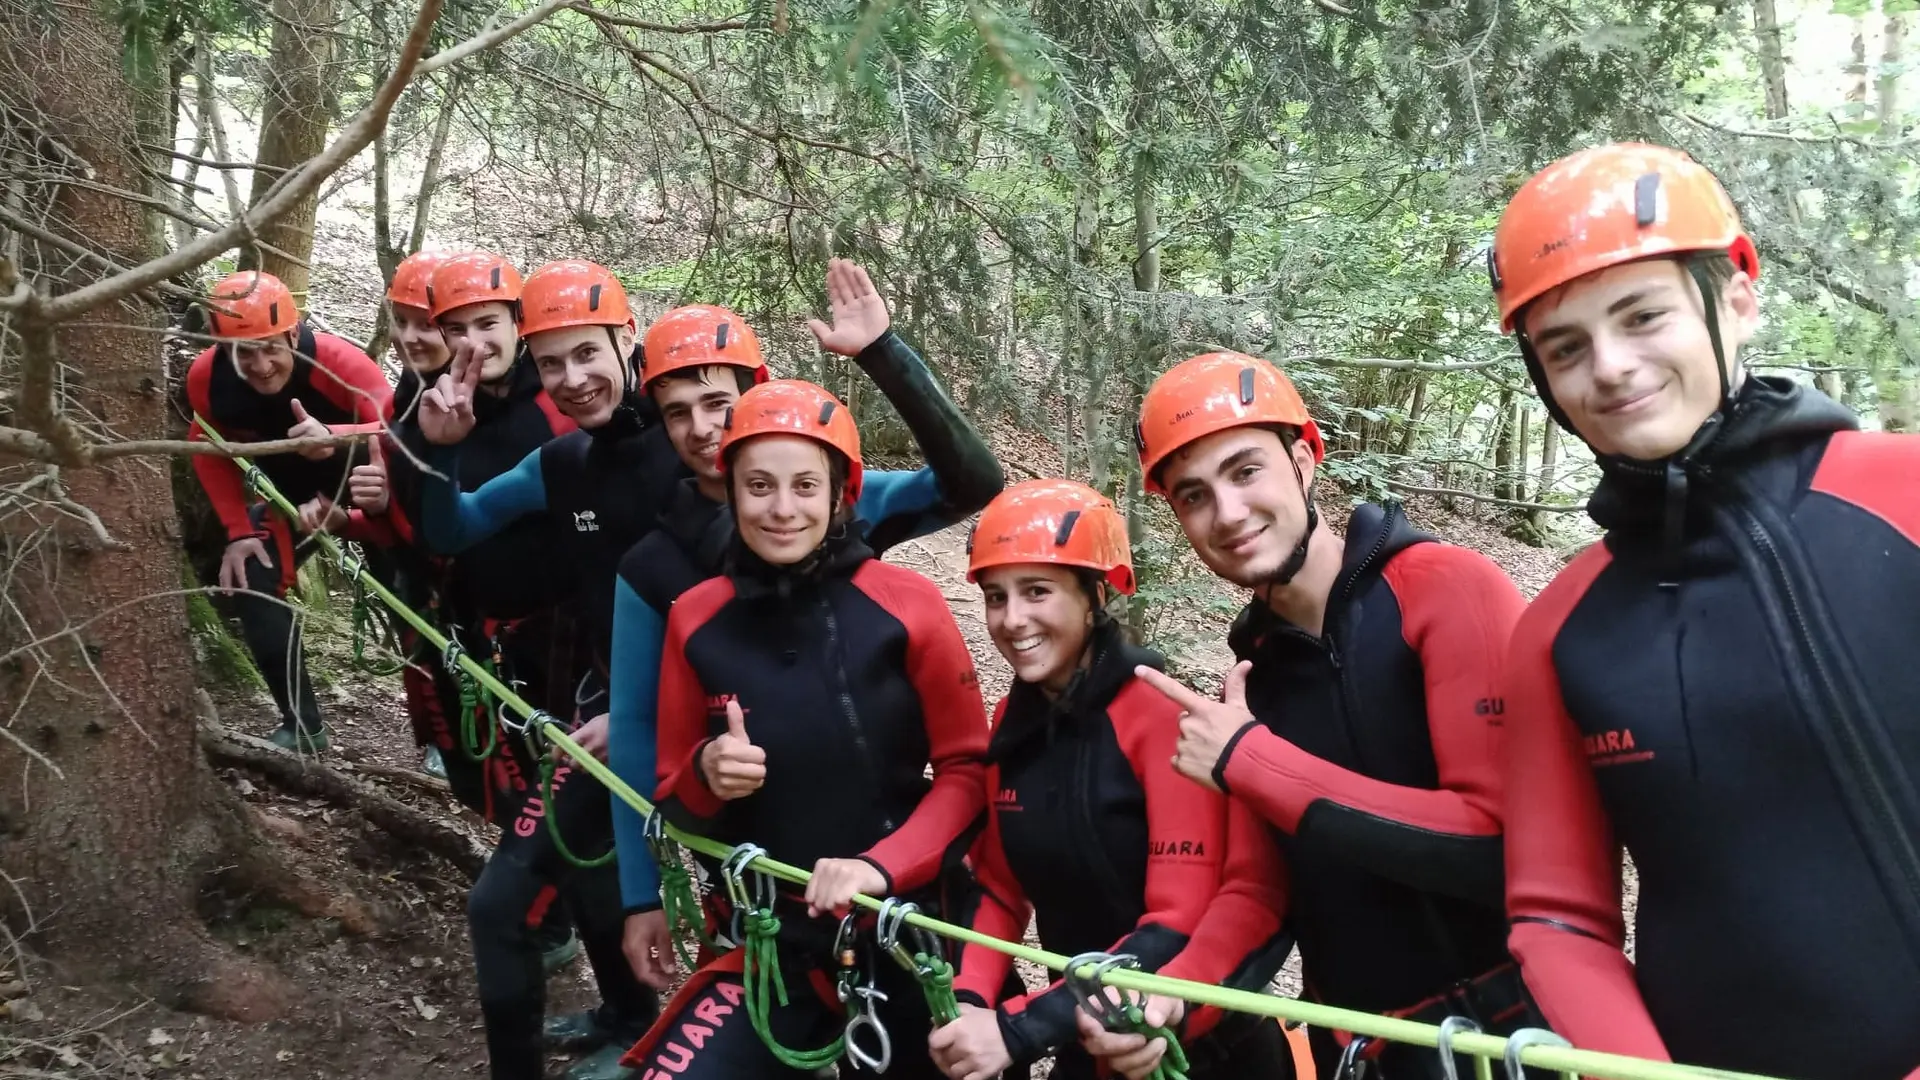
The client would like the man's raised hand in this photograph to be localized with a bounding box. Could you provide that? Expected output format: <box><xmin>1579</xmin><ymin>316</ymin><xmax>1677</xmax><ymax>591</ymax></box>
<box><xmin>1134</xmin><ymin>661</ymin><xmax>1259</xmax><ymax>792</ymax></box>
<box><xmin>806</xmin><ymin>258</ymin><xmax>892</xmax><ymax>358</ymax></box>
<box><xmin>287</xmin><ymin>398</ymin><xmax>335</xmax><ymax>460</ymax></box>
<box><xmin>418</xmin><ymin>351</ymin><xmax>480</xmax><ymax>445</ymax></box>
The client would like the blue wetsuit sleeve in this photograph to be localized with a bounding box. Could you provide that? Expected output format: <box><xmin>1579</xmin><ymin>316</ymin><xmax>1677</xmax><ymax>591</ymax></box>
<box><xmin>418</xmin><ymin>443</ymin><xmax>548</xmax><ymax>555</ymax></box>
<box><xmin>610</xmin><ymin>577</ymin><xmax>665</xmax><ymax>912</ymax></box>
<box><xmin>855</xmin><ymin>468</ymin><xmax>955</xmax><ymax>549</ymax></box>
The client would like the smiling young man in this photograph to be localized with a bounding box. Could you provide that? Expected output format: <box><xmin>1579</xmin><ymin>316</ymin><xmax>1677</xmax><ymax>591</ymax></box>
<box><xmin>1096</xmin><ymin>351</ymin><xmax>1531</xmax><ymax>1079</ymax></box>
<box><xmin>1492</xmin><ymin>143</ymin><xmax>1920</xmax><ymax>1080</ymax></box>
<box><xmin>602</xmin><ymin>259</ymin><xmax>1003</xmax><ymax>992</ymax></box>
<box><xmin>186</xmin><ymin>270</ymin><xmax>392</xmax><ymax>750</ymax></box>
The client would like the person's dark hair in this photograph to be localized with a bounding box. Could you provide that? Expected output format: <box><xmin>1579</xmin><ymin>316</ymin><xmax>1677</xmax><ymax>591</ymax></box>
<box><xmin>1150</xmin><ymin>423</ymin><xmax>1301</xmax><ymax>492</ymax></box>
<box><xmin>1689</xmin><ymin>251</ymin><xmax>1740</xmax><ymax>298</ymax></box>
<box><xmin>648</xmin><ymin>364</ymin><xmax>757</xmax><ymax>396</ymax></box>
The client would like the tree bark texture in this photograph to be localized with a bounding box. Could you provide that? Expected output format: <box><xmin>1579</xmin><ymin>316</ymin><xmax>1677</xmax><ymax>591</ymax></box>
<box><xmin>239</xmin><ymin>0</ymin><xmax>339</xmax><ymax>300</ymax></box>
<box><xmin>0</xmin><ymin>6</ymin><xmax>296</xmax><ymax>1019</ymax></box>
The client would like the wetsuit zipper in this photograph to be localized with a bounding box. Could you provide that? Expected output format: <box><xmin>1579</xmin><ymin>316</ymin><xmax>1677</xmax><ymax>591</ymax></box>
<box><xmin>1070</xmin><ymin>724</ymin><xmax>1132</xmax><ymax>928</ymax></box>
<box><xmin>819</xmin><ymin>597</ymin><xmax>895</xmax><ymax>833</ymax></box>
<box><xmin>1716</xmin><ymin>485</ymin><xmax>1920</xmax><ymax>957</ymax></box>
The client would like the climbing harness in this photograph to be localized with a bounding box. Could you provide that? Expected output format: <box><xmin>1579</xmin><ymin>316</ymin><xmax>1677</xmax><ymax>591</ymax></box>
<box><xmin>833</xmin><ymin>913</ymin><xmax>892</xmax><ymax>1073</ymax></box>
<box><xmin>723</xmin><ymin>844</ymin><xmax>848</xmax><ymax>1072</ymax></box>
<box><xmin>875</xmin><ymin>899</ymin><xmax>959</xmax><ymax>1027</ymax></box>
<box><xmin>1066</xmin><ymin>952</ymin><xmax>1190</xmax><ymax>1080</ymax></box>
<box><xmin>200</xmin><ymin>428</ymin><xmax>1795</xmax><ymax>1080</ymax></box>
<box><xmin>644</xmin><ymin>809</ymin><xmax>713</xmax><ymax>971</ymax></box>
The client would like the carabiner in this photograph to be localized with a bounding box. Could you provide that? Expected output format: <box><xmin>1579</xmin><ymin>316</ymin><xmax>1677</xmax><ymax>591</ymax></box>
<box><xmin>874</xmin><ymin>898</ymin><xmax>929</xmax><ymax>973</ymax></box>
<box><xmin>1335</xmin><ymin>1036</ymin><xmax>1374</xmax><ymax>1080</ymax></box>
<box><xmin>842</xmin><ymin>984</ymin><xmax>892</xmax><ymax>1073</ymax></box>
<box><xmin>720</xmin><ymin>843</ymin><xmax>769</xmax><ymax>908</ymax></box>
<box><xmin>441</xmin><ymin>630</ymin><xmax>467</xmax><ymax>676</ymax></box>
<box><xmin>1435</xmin><ymin>1016</ymin><xmax>1481</xmax><ymax>1080</ymax></box>
<box><xmin>641</xmin><ymin>808</ymin><xmax>671</xmax><ymax>860</ymax></box>
<box><xmin>1064</xmin><ymin>952</ymin><xmax>1140</xmax><ymax>1033</ymax></box>
<box><xmin>1502</xmin><ymin>1028</ymin><xmax>1572</xmax><ymax>1080</ymax></box>
<box><xmin>834</xmin><ymin>910</ymin><xmax>863</xmax><ymax>969</ymax></box>
<box><xmin>492</xmin><ymin>678</ymin><xmax>528</xmax><ymax>733</ymax></box>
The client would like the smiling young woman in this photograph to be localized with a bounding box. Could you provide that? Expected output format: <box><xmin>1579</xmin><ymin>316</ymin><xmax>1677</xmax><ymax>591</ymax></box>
<box><xmin>933</xmin><ymin>478</ymin><xmax>1296</xmax><ymax>1080</ymax></box>
<box><xmin>629</xmin><ymin>378</ymin><xmax>992</xmax><ymax>1080</ymax></box>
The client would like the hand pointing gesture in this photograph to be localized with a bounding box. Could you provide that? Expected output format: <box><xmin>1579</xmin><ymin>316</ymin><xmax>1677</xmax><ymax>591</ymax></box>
<box><xmin>806</xmin><ymin>258</ymin><xmax>892</xmax><ymax>358</ymax></box>
<box><xmin>418</xmin><ymin>350</ymin><xmax>480</xmax><ymax>446</ymax></box>
<box><xmin>699</xmin><ymin>698</ymin><xmax>766</xmax><ymax>801</ymax></box>
<box><xmin>1133</xmin><ymin>661</ymin><xmax>1260</xmax><ymax>792</ymax></box>
<box><xmin>287</xmin><ymin>398</ymin><xmax>335</xmax><ymax>460</ymax></box>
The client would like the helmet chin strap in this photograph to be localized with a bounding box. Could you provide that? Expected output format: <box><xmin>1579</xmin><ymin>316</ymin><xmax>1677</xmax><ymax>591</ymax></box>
<box><xmin>1259</xmin><ymin>449</ymin><xmax>1318</xmax><ymax>601</ymax></box>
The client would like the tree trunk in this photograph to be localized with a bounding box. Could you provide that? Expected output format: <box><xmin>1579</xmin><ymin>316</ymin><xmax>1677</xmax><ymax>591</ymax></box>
<box><xmin>1753</xmin><ymin>0</ymin><xmax>1790</xmax><ymax>120</ymax></box>
<box><xmin>239</xmin><ymin>0</ymin><xmax>339</xmax><ymax>301</ymax></box>
<box><xmin>1847</xmin><ymin>13</ymin><xmax>1870</xmax><ymax>119</ymax></box>
<box><xmin>1531</xmin><ymin>416</ymin><xmax>1562</xmax><ymax>521</ymax></box>
<box><xmin>1394</xmin><ymin>375</ymin><xmax>1429</xmax><ymax>457</ymax></box>
<box><xmin>0</xmin><ymin>5</ymin><xmax>299</xmax><ymax>1019</ymax></box>
<box><xmin>197</xmin><ymin>37</ymin><xmax>247</xmax><ymax>224</ymax></box>
<box><xmin>1490</xmin><ymin>389</ymin><xmax>1515</xmax><ymax>501</ymax></box>
<box><xmin>1879</xmin><ymin>7</ymin><xmax>1907</xmax><ymax>135</ymax></box>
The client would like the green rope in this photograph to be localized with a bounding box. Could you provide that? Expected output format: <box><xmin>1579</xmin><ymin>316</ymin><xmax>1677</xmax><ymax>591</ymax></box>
<box><xmin>741</xmin><ymin>909</ymin><xmax>844</xmax><ymax>1071</ymax></box>
<box><xmin>541</xmin><ymin>752</ymin><xmax>616</xmax><ymax>868</ymax></box>
<box><xmin>1122</xmin><ymin>1002</ymin><xmax>1190</xmax><ymax>1080</ymax></box>
<box><xmin>349</xmin><ymin>583</ymin><xmax>406</xmax><ymax>676</ymax></box>
<box><xmin>911</xmin><ymin>952</ymin><xmax>960</xmax><ymax>1027</ymax></box>
<box><xmin>657</xmin><ymin>855</ymin><xmax>711</xmax><ymax>971</ymax></box>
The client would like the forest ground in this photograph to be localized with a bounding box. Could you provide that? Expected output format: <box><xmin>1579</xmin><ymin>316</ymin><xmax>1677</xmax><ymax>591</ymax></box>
<box><xmin>0</xmin><ymin>217</ymin><xmax>1580</xmax><ymax>1078</ymax></box>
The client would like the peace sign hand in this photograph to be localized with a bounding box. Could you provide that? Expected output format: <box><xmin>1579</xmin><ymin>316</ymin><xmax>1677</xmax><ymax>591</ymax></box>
<box><xmin>418</xmin><ymin>349</ymin><xmax>480</xmax><ymax>446</ymax></box>
<box><xmin>1133</xmin><ymin>661</ymin><xmax>1260</xmax><ymax>792</ymax></box>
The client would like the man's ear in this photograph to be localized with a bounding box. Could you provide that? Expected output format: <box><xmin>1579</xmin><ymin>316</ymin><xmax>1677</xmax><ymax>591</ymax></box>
<box><xmin>1722</xmin><ymin>270</ymin><xmax>1762</xmax><ymax>349</ymax></box>
<box><xmin>1291</xmin><ymin>434</ymin><xmax>1320</xmax><ymax>489</ymax></box>
<box><xmin>616</xmin><ymin>323</ymin><xmax>637</xmax><ymax>356</ymax></box>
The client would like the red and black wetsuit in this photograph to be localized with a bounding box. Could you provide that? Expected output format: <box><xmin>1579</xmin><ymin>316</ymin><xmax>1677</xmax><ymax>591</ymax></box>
<box><xmin>1216</xmin><ymin>501</ymin><xmax>1531</xmax><ymax>1078</ymax></box>
<box><xmin>1503</xmin><ymin>377</ymin><xmax>1920</xmax><ymax>1080</ymax></box>
<box><xmin>623</xmin><ymin>529</ymin><xmax>988</xmax><ymax>1080</ymax></box>
<box><xmin>186</xmin><ymin>326</ymin><xmax>392</xmax><ymax>734</ymax></box>
<box><xmin>953</xmin><ymin>621</ymin><xmax>1297</xmax><ymax>1079</ymax></box>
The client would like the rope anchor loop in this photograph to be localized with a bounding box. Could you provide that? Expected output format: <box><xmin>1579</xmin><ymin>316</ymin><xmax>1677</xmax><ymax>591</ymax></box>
<box><xmin>1502</xmin><ymin>1028</ymin><xmax>1575</xmax><ymax>1080</ymax></box>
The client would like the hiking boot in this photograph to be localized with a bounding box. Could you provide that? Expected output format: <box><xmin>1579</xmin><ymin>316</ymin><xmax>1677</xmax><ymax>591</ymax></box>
<box><xmin>544</xmin><ymin>1008</ymin><xmax>611</xmax><ymax>1051</ymax></box>
<box><xmin>422</xmin><ymin>745</ymin><xmax>447</xmax><ymax>779</ymax></box>
<box><xmin>268</xmin><ymin>724</ymin><xmax>330</xmax><ymax>752</ymax></box>
<box><xmin>562</xmin><ymin>1043</ymin><xmax>635</xmax><ymax>1080</ymax></box>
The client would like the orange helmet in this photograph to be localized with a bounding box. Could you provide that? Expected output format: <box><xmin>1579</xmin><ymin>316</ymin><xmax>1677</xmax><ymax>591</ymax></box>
<box><xmin>1136</xmin><ymin>352</ymin><xmax>1324</xmax><ymax>495</ymax></box>
<box><xmin>967</xmin><ymin>479</ymin><xmax>1135</xmax><ymax>595</ymax></box>
<box><xmin>718</xmin><ymin>379</ymin><xmax>864</xmax><ymax>502</ymax></box>
<box><xmin>1491</xmin><ymin>143</ymin><xmax>1759</xmax><ymax>334</ymax></box>
<box><xmin>641</xmin><ymin>305</ymin><xmax>767</xmax><ymax>384</ymax></box>
<box><xmin>427</xmin><ymin>251</ymin><xmax>523</xmax><ymax>320</ymax></box>
<box><xmin>519</xmin><ymin>259</ymin><xmax>634</xmax><ymax>338</ymax></box>
<box><xmin>207</xmin><ymin>270</ymin><xmax>300</xmax><ymax>340</ymax></box>
<box><xmin>388</xmin><ymin>249</ymin><xmax>457</xmax><ymax>311</ymax></box>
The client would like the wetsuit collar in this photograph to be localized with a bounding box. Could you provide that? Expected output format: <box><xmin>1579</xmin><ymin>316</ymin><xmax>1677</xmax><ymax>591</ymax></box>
<box><xmin>586</xmin><ymin>344</ymin><xmax>656</xmax><ymax>442</ymax></box>
<box><xmin>661</xmin><ymin>476</ymin><xmax>736</xmax><ymax>574</ymax></box>
<box><xmin>988</xmin><ymin>621</ymin><xmax>1165</xmax><ymax>764</ymax></box>
<box><xmin>726</xmin><ymin>522</ymin><xmax>872</xmax><ymax>599</ymax></box>
<box><xmin>1228</xmin><ymin>500</ymin><xmax>1432</xmax><ymax>659</ymax></box>
<box><xmin>1585</xmin><ymin>376</ymin><xmax>1857</xmax><ymax>537</ymax></box>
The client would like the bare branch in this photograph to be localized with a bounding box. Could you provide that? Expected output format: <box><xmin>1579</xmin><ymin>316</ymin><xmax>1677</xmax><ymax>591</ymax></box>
<box><xmin>39</xmin><ymin>0</ymin><xmax>448</xmax><ymax>322</ymax></box>
<box><xmin>0</xmin><ymin>426</ymin><xmax>56</xmax><ymax>460</ymax></box>
<box><xmin>136</xmin><ymin>144</ymin><xmax>289</xmax><ymax>174</ymax></box>
<box><xmin>1678</xmin><ymin>110</ymin><xmax>1914</xmax><ymax>149</ymax></box>
<box><xmin>92</xmin><ymin>432</ymin><xmax>373</xmax><ymax>460</ymax></box>
<box><xmin>0</xmin><ymin>204</ymin><xmax>193</xmax><ymax>303</ymax></box>
<box><xmin>585</xmin><ymin>10</ymin><xmax>752</xmax><ymax>33</ymax></box>
<box><xmin>1292</xmin><ymin>354</ymin><xmax>1502</xmax><ymax>372</ymax></box>
<box><xmin>1309</xmin><ymin>0</ymin><xmax>1355</xmax><ymax>14</ymax></box>
<box><xmin>1387</xmin><ymin>480</ymin><xmax>1587</xmax><ymax>514</ymax></box>
<box><xmin>417</xmin><ymin>0</ymin><xmax>580</xmax><ymax>75</ymax></box>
